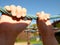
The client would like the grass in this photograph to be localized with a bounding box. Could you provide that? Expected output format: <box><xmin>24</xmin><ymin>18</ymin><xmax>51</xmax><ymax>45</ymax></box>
<box><xmin>16</xmin><ymin>38</ymin><xmax>43</xmax><ymax>45</ymax></box>
<box><xmin>16</xmin><ymin>38</ymin><xmax>60</xmax><ymax>45</ymax></box>
<box><xmin>16</xmin><ymin>38</ymin><xmax>27</xmax><ymax>42</ymax></box>
<box><xmin>30</xmin><ymin>41</ymin><xmax>43</xmax><ymax>45</ymax></box>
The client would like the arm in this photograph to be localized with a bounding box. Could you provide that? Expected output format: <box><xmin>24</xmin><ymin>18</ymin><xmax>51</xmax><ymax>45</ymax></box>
<box><xmin>36</xmin><ymin>11</ymin><xmax>58</xmax><ymax>45</ymax></box>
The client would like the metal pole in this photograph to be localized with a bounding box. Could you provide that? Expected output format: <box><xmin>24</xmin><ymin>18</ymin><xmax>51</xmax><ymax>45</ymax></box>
<box><xmin>27</xmin><ymin>31</ymin><xmax>30</xmax><ymax>45</ymax></box>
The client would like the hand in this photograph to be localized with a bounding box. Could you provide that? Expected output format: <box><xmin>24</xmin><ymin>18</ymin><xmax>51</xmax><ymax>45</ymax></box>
<box><xmin>36</xmin><ymin>11</ymin><xmax>52</xmax><ymax>35</ymax></box>
<box><xmin>36</xmin><ymin>11</ymin><xmax>51</xmax><ymax>25</ymax></box>
<box><xmin>0</xmin><ymin>5</ymin><xmax>31</xmax><ymax>32</ymax></box>
<box><xmin>36</xmin><ymin>11</ymin><xmax>58</xmax><ymax>45</ymax></box>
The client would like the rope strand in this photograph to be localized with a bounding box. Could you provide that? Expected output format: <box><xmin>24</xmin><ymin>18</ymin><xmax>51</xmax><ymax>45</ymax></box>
<box><xmin>0</xmin><ymin>7</ymin><xmax>60</xmax><ymax>20</ymax></box>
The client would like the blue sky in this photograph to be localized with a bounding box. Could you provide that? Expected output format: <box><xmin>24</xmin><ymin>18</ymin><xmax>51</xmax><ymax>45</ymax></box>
<box><xmin>0</xmin><ymin>0</ymin><xmax>60</xmax><ymax>24</ymax></box>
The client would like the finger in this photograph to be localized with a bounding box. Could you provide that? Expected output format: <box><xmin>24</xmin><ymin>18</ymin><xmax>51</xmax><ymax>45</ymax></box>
<box><xmin>16</xmin><ymin>6</ymin><xmax>22</xmax><ymax>18</ymax></box>
<box><xmin>45</xmin><ymin>20</ymin><xmax>51</xmax><ymax>25</ymax></box>
<box><xmin>36</xmin><ymin>11</ymin><xmax>50</xmax><ymax>20</ymax></box>
<box><xmin>36</xmin><ymin>12</ymin><xmax>40</xmax><ymax>16</ymax></box>
<box><xmin>36</xmin><ymin>12</ymin><xmax>45</xmax><ymax>20</ymax></box>
<box><xmin>41</xmin><ymin>11</ymin><xmax>50</xmax><ymax>19</ymax></box>
<box><xmin>22</xmin><ymin>8</ymin><xmax>27</xmax><ymax>17</ymax></box>
<box><xmin>10</xmin><ymin>5</ymin><xmax>16</xmax><ymax>16</ymax></box>
<box><xmin>45</xmin><ymin>14</ymin><xmax>50</xmax><ymax>19</ymax></box>
<box><xmin>36</xmin><ymin>12</ymin><xmax>41</xmax><ymax>20</ymax></box>
<box><xmin>40</xmin><ymin>11</ymin><xmax>45</xmax><ymax>15</ymax></box>
<box><xmin>44</xmin><ymin>14</ymin><xmax>50</xmax><ymax>20</ymax></box>
<box><xmin>4</xmin><ymin>5</ymin><xmax>11</xmax><ymax>11</ymax></box>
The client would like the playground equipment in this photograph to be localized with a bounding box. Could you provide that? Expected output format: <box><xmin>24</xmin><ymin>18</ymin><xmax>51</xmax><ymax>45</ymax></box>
<box><xmin>24</xmin><ymin>30</ymin><xmax>40</xmax><ymax>45</ymax></box>
<box><xmin>0</xmin><ymin>7</ymin><xmax>60</xmax><ymax>20</ymax></box>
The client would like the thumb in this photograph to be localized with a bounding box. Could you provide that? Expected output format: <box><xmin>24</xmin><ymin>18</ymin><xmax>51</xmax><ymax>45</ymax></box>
<box><xmin>19</xmin><ymin>20</ymin><xmax>32</xmax><ymax>25</ymax></box>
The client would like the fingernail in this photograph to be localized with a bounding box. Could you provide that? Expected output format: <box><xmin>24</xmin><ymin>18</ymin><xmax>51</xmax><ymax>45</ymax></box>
<box><xmin>17</xmin><ymin>15</ymin><xmax>21</xmax><ymax>18</ymax></box>
<box><xmin>17</xmin><ymin>6</ymin><xmax>22</xmax><ymax>8</ymax></box>
<box><xmin>5</xmin><ymin>6</ymin><xmax>10</xmax><ymax>11</ymax></box>
<box><xmin>12</xmin><ymin>12</ymin><xmax>16</xmax><ymax>16</ymax></box>
<box><xmin>22</xmin><ymin>13</ymin><xmax>26</xmax><ymax>17</ymax></box>
<box><xmin>17</xmin><ymin>6</ymin><xmax>22</xmax><ymax>10</ymax></box>
<box><xmin>11</xmin><ymin>5</ymin><xmax>15</xmax><ymax>7</ymax></box>
<box><xmin>23</xmin><ymin>8</ymin><xmax>27</xmax><ymax>12</ymax></box>
<box><xmin>41</xmin><ymin>11</ymin><xmax>45</xmax><ymax>14</ymax></box>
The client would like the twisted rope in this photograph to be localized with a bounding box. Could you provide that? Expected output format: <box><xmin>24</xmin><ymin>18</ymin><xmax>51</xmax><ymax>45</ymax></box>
<box><xmin>0</xmin><ymin>7</ymin><xmax>60</xmax><ymax>20</ymax></box>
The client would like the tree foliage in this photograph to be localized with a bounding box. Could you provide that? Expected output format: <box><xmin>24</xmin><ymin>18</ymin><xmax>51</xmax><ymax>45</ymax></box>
<box><xmin>52</xmin><ymin>20</ymin><xmax>60</xmax><ymax>28</ymax></box>
<box><xmin>30</xmin><ymin>24</ymin><xmax>37</xmax><ymax>30</ymax></box>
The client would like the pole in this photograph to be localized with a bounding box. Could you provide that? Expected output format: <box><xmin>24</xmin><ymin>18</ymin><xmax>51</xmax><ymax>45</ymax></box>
<box><xmin>27</xmin><ymin>31</ymin><xmax>30</xmax><ymax>45</ymax></box>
